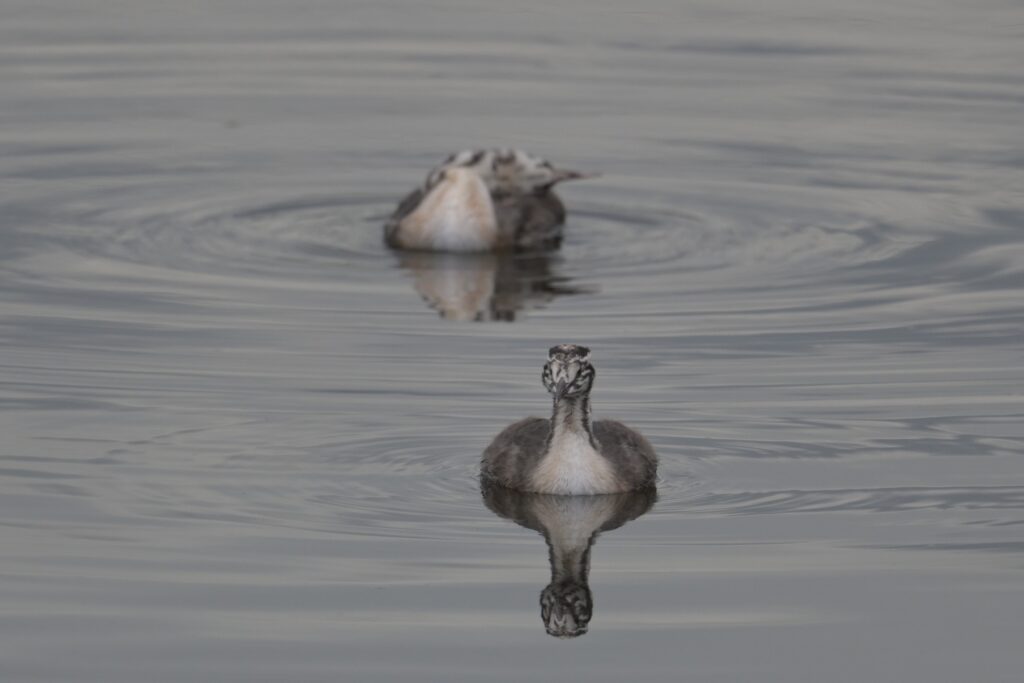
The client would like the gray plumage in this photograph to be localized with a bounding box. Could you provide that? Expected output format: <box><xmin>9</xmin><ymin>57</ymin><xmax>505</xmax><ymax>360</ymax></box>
<box><xmin>480</xmin><ymin>344</ymin><xmax>658</xmax><ymax>495</ymax></box>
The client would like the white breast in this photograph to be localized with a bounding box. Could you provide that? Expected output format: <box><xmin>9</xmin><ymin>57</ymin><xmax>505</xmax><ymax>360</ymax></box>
<box><xmin>397</xmin><ymin>168</ymin><xmax>498</xmax><ymax>252</ymax></box>
<box><xmin>532</xmin><ymin>431</ymin><xmax>621</xmax><ymax>495</ymax></box>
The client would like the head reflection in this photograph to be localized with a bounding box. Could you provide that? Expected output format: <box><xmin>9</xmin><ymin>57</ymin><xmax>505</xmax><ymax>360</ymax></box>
<box><xmin>481</xmin><ymin>484</ymin><xmax>656</xmax><ymax>637</ymax></box>
<box><xmin>395</xmin><ymin>251</ymin><xmax>589</xmax><ymax>322</ymax></box>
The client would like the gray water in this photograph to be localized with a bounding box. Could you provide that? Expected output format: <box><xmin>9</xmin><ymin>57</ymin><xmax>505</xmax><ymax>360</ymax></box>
<box><xmin>2</xmin><ymin>1</ymin><xmax>1024</xmax><ymax>680</ymax></box>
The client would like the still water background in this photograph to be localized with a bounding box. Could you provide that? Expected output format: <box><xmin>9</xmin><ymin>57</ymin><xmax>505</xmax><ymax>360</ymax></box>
<box><xmin>3</xmin><ymin>1</ymin><xmax>1024</xmax><ymax>680</ymax></box>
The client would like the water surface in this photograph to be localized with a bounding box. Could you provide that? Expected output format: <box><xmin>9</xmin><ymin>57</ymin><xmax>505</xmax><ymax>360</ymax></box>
<box><xmin>2</xmin><ymin>1</ymin><xmax>1024</xmax><ymax>681</ymax></box>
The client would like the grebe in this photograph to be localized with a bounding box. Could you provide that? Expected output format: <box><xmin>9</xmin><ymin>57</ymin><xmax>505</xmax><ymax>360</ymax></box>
<box><xmin>481</xmin><ymin>344</ymin><xmax>658</xmax><ymax>494</ymax></box>
<box><xmin>482</xmin><ymin>484</ymin><xmax>656</xmax><ymax>637</ymax></box>
<box><xmin>384</xmin><ymin>149</ymin><xmax>595</xmax><ymax>252</ymax></box>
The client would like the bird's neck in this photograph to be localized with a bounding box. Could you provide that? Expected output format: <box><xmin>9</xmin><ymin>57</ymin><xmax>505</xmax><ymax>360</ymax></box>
<box><xmin>549</xmin><ymin>393</ymin><xmax>595</xmax><ymax>447</ymax></box>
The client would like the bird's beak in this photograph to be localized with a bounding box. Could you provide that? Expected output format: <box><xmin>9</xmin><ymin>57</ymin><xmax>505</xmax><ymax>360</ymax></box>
<box><xmin>550</xmin><ymin>361</ymin><xmax>576</xmax><ymax>398</ymax></box>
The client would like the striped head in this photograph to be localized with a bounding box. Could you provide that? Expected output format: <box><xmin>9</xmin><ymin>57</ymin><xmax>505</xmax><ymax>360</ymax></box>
<box><xmin>426</xmin><ymin>148</ymin><xmax>596</xmax><ymax>195</ymax></box>
<box><xmin>542</xmin><ymin>344</ymin><xmax>595</xmax><ymax>398</ymax></box>
<box><xmin>540</xmin><ymin>580</ymin><xmax>592</xmax><ymax>638</ymax></box>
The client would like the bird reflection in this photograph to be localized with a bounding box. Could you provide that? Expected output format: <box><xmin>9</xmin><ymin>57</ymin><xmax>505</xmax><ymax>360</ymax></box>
<box><xmin>394</xmin><ymin>251</ymin><xmax>589</xmax><ymax>322</ymax></box>
<box><xmin>482</xmin><ymin>483</ymin><xmax>656</xmax><ymax>637</ymax></box>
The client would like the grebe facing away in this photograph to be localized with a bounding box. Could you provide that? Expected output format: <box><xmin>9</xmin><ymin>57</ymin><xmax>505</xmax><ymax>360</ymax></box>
<box><xmin>481</xmin><ymin>344</ymin><xmax>658</xmax><ymax>495</ymax></box>
<box><xmin>384</xmin><ymin>149</ymin><xmax>596</xmax><ymax>252</ymax></box>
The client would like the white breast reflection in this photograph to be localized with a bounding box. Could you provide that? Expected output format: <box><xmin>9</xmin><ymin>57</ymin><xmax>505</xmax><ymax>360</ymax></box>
<box><xmin>395</xmin><ymin>252</ymin><xmax>590</xmax><ymax>322</ymax></box>
<box><xmin>482</xmin><ymin>484</ymin><xmax>656</xmax><ymax>637</ymax></box>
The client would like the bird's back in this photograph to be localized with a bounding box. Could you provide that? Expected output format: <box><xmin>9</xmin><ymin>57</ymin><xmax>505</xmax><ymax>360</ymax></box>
<box><xmin>493</xmin><ymin>190</ymin><xmax>567</xmax><ymax>250</ymax></box>
<box><xmin>384</xmin><ymin>148</ymin><xmax>580</xmax><ymax>252</ymax></box>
